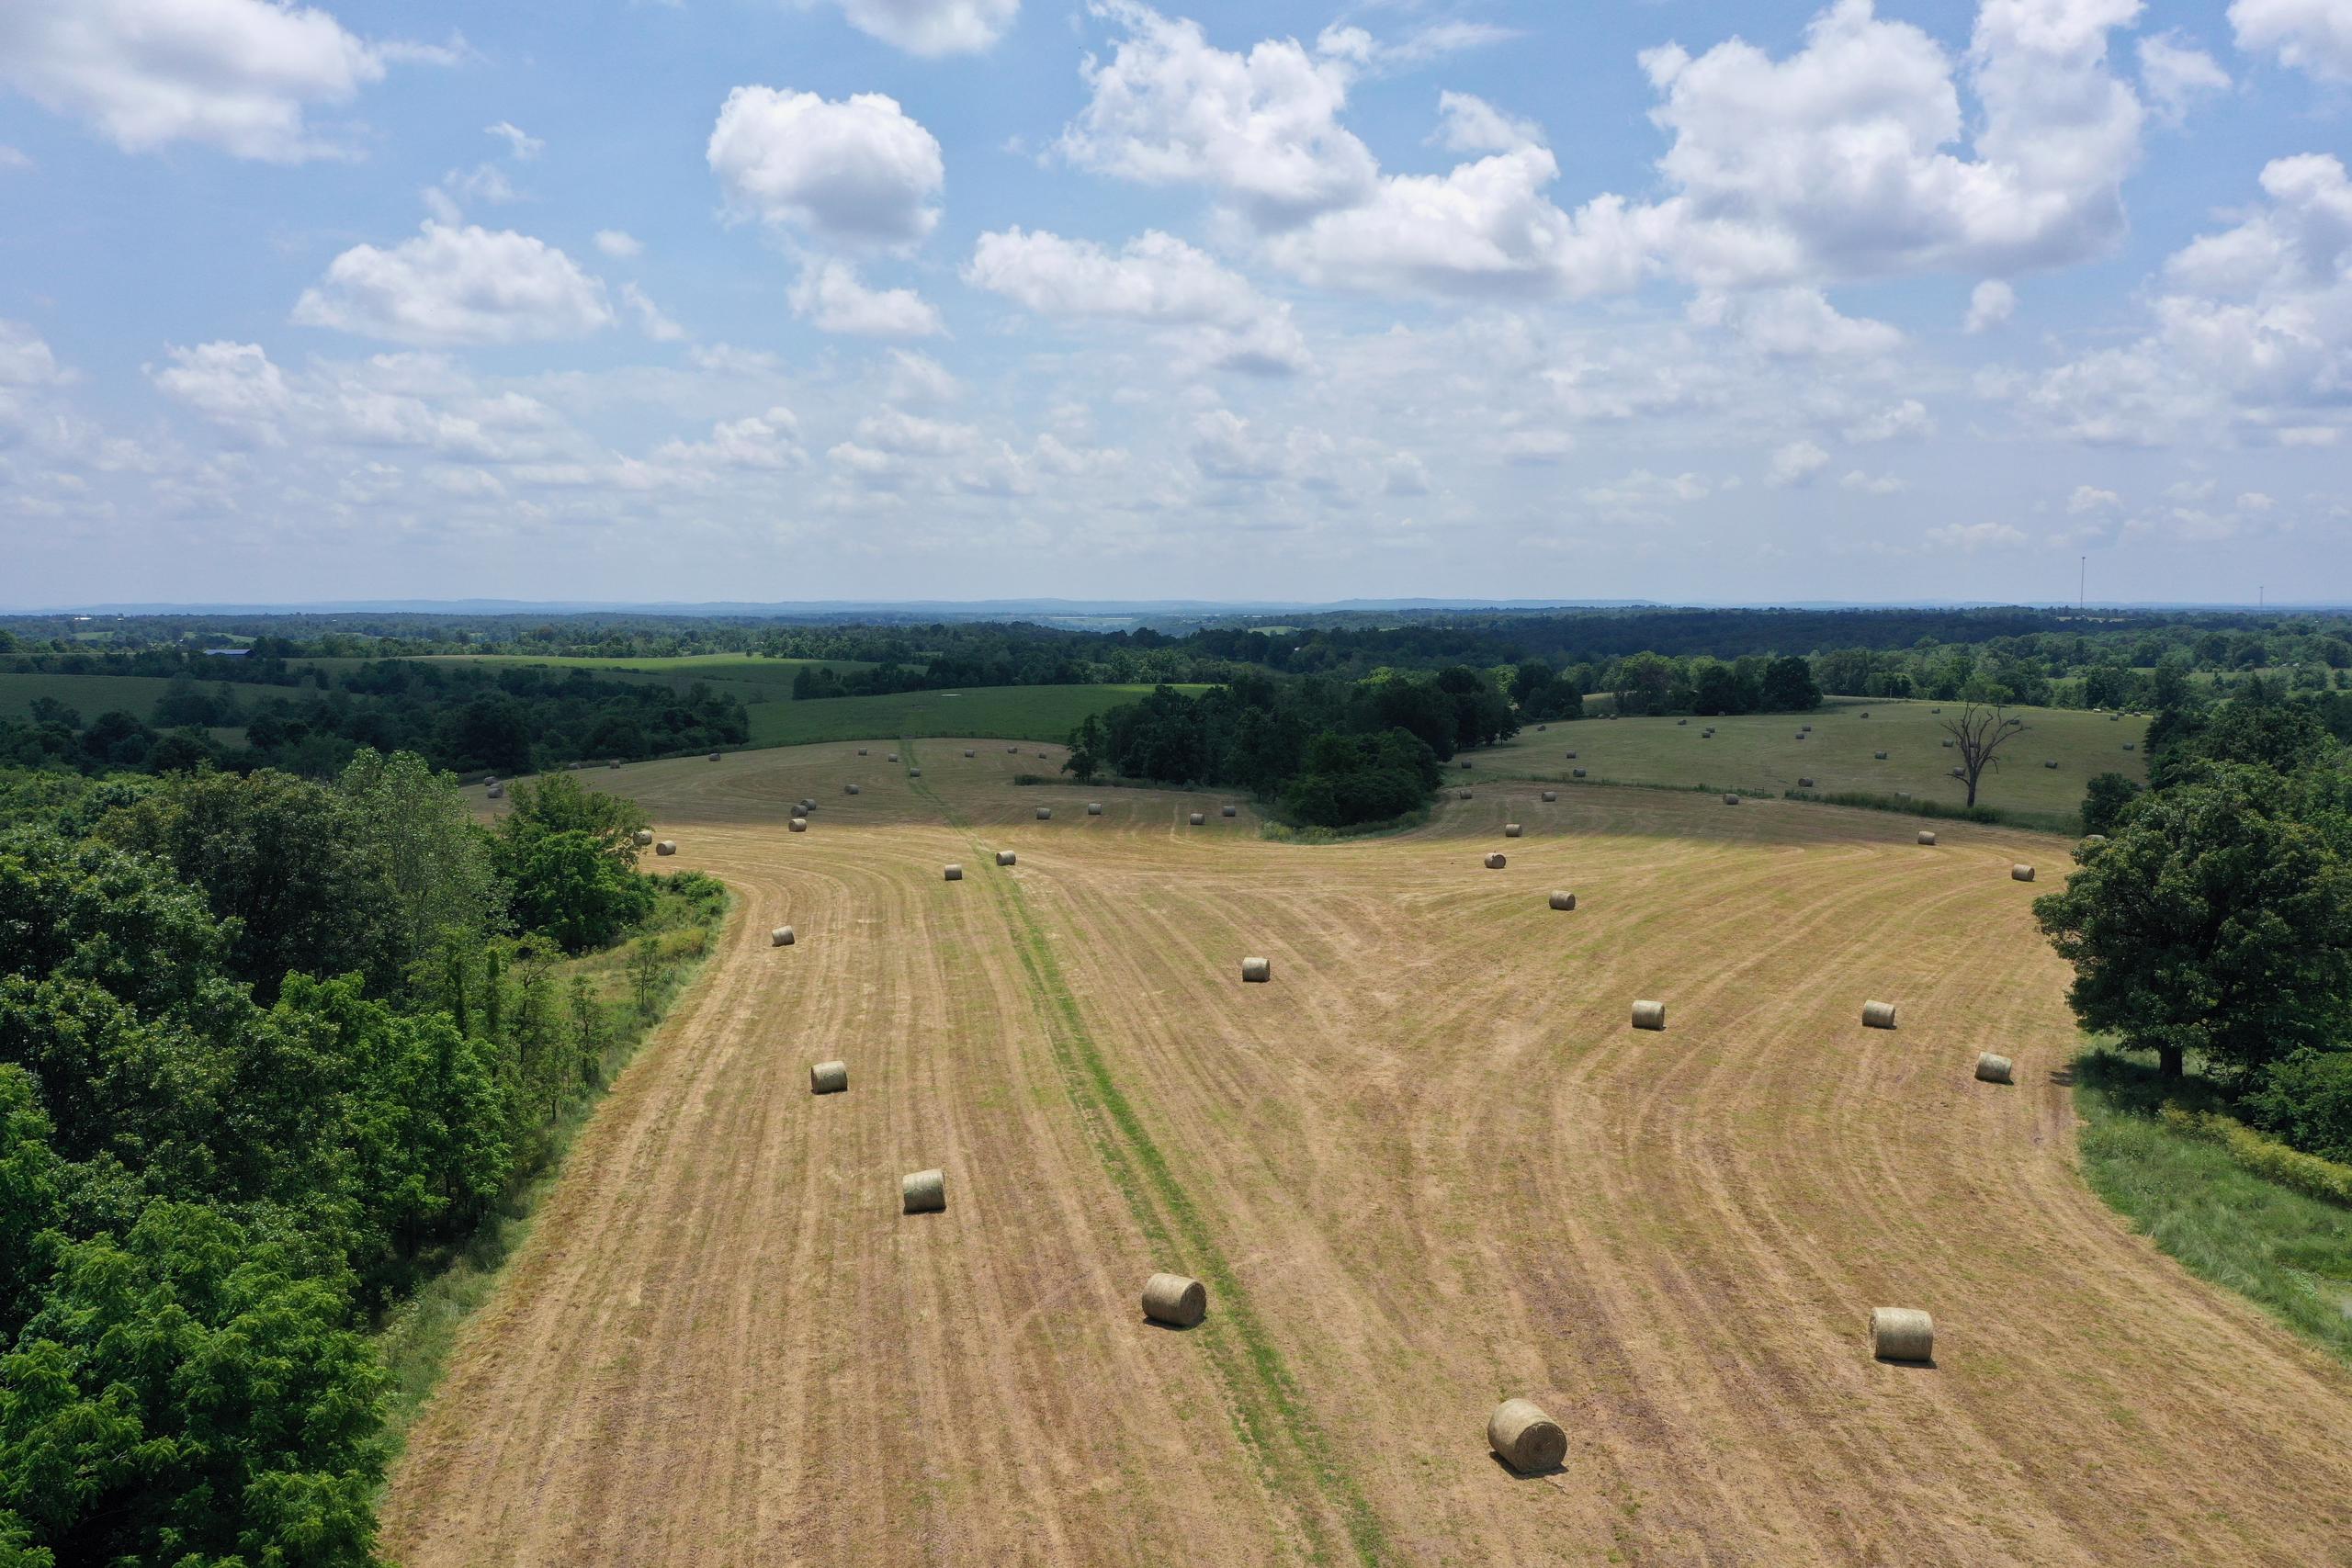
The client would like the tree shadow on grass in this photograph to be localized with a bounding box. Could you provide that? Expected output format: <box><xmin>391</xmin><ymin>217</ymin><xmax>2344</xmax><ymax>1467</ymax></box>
<box><xmin>2071</xmin><ymin>1045</ymin><xmax>2237</xmax><ymax>1118</ymax></box>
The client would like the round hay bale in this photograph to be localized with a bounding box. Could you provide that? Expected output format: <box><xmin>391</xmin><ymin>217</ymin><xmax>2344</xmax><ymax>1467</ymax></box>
<box><xmin>1458</xmin><ymin>789</ymin><xmax>1473</xmax><ymax>800</ymax></box>
<box><xmin>1241</xmin><ymin>956</ymin><xmax>1272</xmax><ymax>984</ymax></box>
<box><xmin>1566</xmin><ymin>750</ymin><xmax>1577</xmax><ymax>759</ymax></box>
<box><xmin>1860</xmin><ymin>711</ymin><xmax>1871</xmax><ymax>718</ymax></box>
<box><xmin>609</xmin><ymin>759</ymin><xmax>622</xmax><ymax>769</ymax></box>
<box><xmin>1549</xmin><ymin>890</ymin><xmax>1577</xmax><ymax>911</ymax></box>
<box><xmin>965</xmin><ymin>750</ymin><xmax>977</xmax><ymax>758</ymax></box>
<box><xmin>1504</xmin><ymin>824</ymin><xmax>1523</xmax><ymax>838</ymax></box>
<box><xmin>1632</xmin><ymin>1000</ymin><xmax>1667</xmax><ymax>1032</ymax></box>
<box><xmin>2122</xmin><ymin>742</ymin><xmax>2136</xmax><ymax>752</ymax></box>
<box><xmin>655</xmin><ymin>840</ymin><xmax>677</xmax><ymax>856</ymax></box>
<box><xmin>1942</xmin><ymin>739</ymin><xmax>1954</xmax><ymax>748</ymax></box>
<box><xmin>1537</xmin><ymin>724</ymin><xmax>1547</xmax><ymax>731</ymax></box>
<box><xmin>2011</xmin><ymin>863</ymin><xmax>2036</xmax><ymax>882</ymax></box>
<box><xmin>2110</xmin><ymin>713</ymin><xmax>2120</xmax><ymax>721</ymax></box>
<box><xmin>1542</xmin><ymin>791</ymin><xmax>1557</xmax><ymax>802</ymax></box>
<box><xmin>772</xmin><ymin>926</ymin><xmax>796</xmax><ymax>947</ymax></box>
<box><xmin>1874</xmin><ymin>750</ymin><xmax>1889</xmax><ymax>761</ymax></box>
<box><xmin>845</xmin><ymin>784</ymin><xmax>861</xmax><ymax>795</ymax></box>
<box><xmin>1037</xmin><ymin>752</ymin><xmax>1050</xmax><ymax>760</ymax></box>
<box><xmin>709</xmin><ymin>751</ymin><xmax>722</xmax><ymax>762</ymax></box>
<box><xmin>944</xmin><ymin>863</ymin><xmax>963</xmax><ymax>881</ymax></box>
<box><xmin>802</xmin><ymin>797</ymin><xmax>816</xmax><ymax>809</ymax></box>
<box><xmin>1141</xmin><ymin>1272</ymin><xmax>1208</xmax><ymax>1328</ymax></box>
<box><xmin>1795</xmin><ymin>733</ymin><xmax>1805</xmax><ymax>740</ymax></box>
<box><xmin>1008</xmin><ymin>746</ymin><xmax>1020</xmax><ymax>754</ymax></box>
<box><xmin>789</xmin><ymin>818</ymin><xmax>807</xmax><ymax>833</ymax></box>
<box><xmin>810</xmin><ymin>1060</ymin><xmax>848</xmax><ymax>1095</ymax></box>
<box><xmin>1460</xmin><ymin>759</ymin><xmax>1474</xmax><ymax>770</ymax></box>
<box><xmin>901</xmin><ymin>1169</ymin><xmax>945</xmax><ymax>1214</ymax></box>
<box><xmin>1871</xmin><ymin>1306</ymin><xmax>1934</xmax><ymax>1362</ymax></box>
<box><xmin>1572</xmin><ymin>769</ymin><xmax>1588</xmax><ymax>779</ymax></box>
<box><xmin>1862</xmin><ymin>1000</ymin><xmax>1898</xmax><ymax>1030</ymax></box>
<box><xmin>1678</xmin><ymin>718</ymin><xmax>1688</xmax><ymax>726</ymax></box>
<box><xmin>1487</xmin><ymin>1399</ymin><xmax>1567</xmax><ymax>1474</ymax></box>
<box><xmin>1895</xmin><ymin>791</ymin><xmax>1911</xmax><ymax>800</ymax></box>
<box><xmin>1190</xmin><ymin>813</ymin><xmax>1205</xmax><ymax>826</ymax></box>
<box><xmin>486</xmin><ymin>784</ymin><xmax>505</xmax><ymax>799</ymax></box>
<box><xmin>1975</xmin><ymin>1053</ymin><xmax>2015</xmax><ymax>1084</ymax></box>
<box><xmin>996</xmin><ymin>851</ymin><xmax>1016</xmax><ymax>867</ymax></box>
<box><xmin>2044</xmin><ymin>760</ymin><xmax>2059</xmax><ymax>769</ymax></box>
<box><xmin>1917</xmin><ymin>830</ymin><xmax>1937</xmax><ymax>845</ymax></box>
<box><xmin>888</xmin><ymin>752</ymin><xmax>899</xmax><ymax>762</ymax></box>
<box><xmin>858</xmin><ymin>748</ymin><xmax>868</xmax><ymax>756</ymax></box>
<box><xmin>1799</xmin><ymin>776</ymin><xmax>1815</xmax><ymax>787</ymax></box>
<box><xmin>1723</xmin><ymin>793</ymin><xmax>1740</xmax><ymax>806</ymax></box>
<box><xmin>1036</xmin><ymin>807</ymin><xmax>1053</xmax><ymax>820</ymax></box>
<box><xmin>909</xmin><ymin>767</ymin><xmax>922</xmax><ymax>778</ymax></box>
<box><xmin>791</xmin><ymin>804</ymin><xmax>808</xmax><ymax>818</ymax></box>
<box><xmin>1222</xmin><ymin>805</ymin><xmax>1237</xmax><ymax>818</ymax></box>
<box><xmin>1485</xmin><ymin>852</ymin><xmax>1507</xmax><ymax>869</ymax></box>
<box><xmin>1087</xmin><ymin>803</ymin><xmax>1104</xmax><ymax>816</ymax></box>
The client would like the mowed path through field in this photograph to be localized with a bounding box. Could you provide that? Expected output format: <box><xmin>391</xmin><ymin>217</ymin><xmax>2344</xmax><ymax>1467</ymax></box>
<box><xmin>386</xmin><ymin>744</ymin><xmax>2352</xmax><ymax>1567</ymax></box>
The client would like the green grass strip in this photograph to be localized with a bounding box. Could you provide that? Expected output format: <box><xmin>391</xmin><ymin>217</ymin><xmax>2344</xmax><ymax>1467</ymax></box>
<box><xmin>902</xmin><ymin>741</ymin><xmax>1393</xmax><ymax>1567</ymax></box>
<box><xmin>2074</xmin><ymin>1047</ymin><xmax>2352</xmax><ymax>1361</ymax></box>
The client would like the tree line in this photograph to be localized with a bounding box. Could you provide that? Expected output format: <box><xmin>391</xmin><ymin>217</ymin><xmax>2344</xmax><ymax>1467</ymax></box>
<box><xmin>0</xmin><ymin>663</ymin><xmax>749</xmax><ymax>783</ymax></box>
<box><xmin>2038</xmin><ymin>675</ymin><xmax>2352</xmax><ymax>1165</ymax></box>
<box><xmin>1063</xmin><ymin>660</ymin><xmax>1822</xmax><ymax>831</ymax></box>
<box><xmin>0</xmin><ymin>756</ymin><xmax>721</xmax><ymax>1565</ymax></box>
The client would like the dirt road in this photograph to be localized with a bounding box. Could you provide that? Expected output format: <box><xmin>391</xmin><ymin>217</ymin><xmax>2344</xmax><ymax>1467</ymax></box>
<box><xmin>385</xmin><ymin>744</ymin><xmax>2352</xmax><ymax>1566</ymax></box>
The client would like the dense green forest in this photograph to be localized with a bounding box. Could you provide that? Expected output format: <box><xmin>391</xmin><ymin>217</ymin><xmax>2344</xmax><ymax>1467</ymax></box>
<box><xmin>2</xmin><ymin>662</ymin><xmax>747</xmax><ymax>780</ymax></box>
<box><xmin>0</xmin><ymin>757</ymin><xmax>723</xmax><ymax>1566</ymax></box>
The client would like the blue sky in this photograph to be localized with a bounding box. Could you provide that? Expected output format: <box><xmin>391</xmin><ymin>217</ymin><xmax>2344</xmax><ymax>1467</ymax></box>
<box><xmin>1</xmin><ymin>0</ymin><xmax>2346</xmax><ymax>607</ymax></box>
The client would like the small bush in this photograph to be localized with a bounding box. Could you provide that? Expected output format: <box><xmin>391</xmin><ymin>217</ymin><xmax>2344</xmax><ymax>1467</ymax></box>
<box><xmin>2250</xmin><ymin>1049</ymin><xmax>2352</xmax><ymax>1167</ymax></box>
<box><xmin>2161</xmin><ymin>1106</ymin><xmax>2352</xmax><ymax>1208</ymax></box>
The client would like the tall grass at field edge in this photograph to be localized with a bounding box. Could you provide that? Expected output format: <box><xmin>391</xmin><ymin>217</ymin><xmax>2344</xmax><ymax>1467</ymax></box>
<box><xmin>2073</xmin><ymin>1047</ymin><xmax>2352</xmax><ymax>1360</ymax></box>
<box><xmin>372</xmin><ymin>878</ymin><xmax>733</xmax><ymax>1451</ymax></box>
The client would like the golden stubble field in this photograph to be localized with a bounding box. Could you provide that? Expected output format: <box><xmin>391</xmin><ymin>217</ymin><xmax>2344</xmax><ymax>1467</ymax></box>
<box><xmin>386</xmin><ymin>742</ymin><xmax>2352</xmax><ymax>1567</ymax></box>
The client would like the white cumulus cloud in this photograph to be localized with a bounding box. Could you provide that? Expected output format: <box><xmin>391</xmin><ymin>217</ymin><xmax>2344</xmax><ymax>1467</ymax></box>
<box><xmin>2231</xmin><ymin>0</ymin><xmax>2352</xmax><ymax>81</ymax></box>
<box><xmin>1767</xmin><ymin>439</ymin><xmax>1831</xmax><ymax>486</ymax></box>
<box><xmin>708</xmin><ymin>86</ymin><xmax>944</xmax><ymax>250</ymax></box>
<box><xmin>966</xmin><ymin>227</ymin><xmax>1306</xmax><ymax>372</ymax></box>
<box><xmin>1965</xmin><ymin>279</ymin><xmax>2018</xmax><ymax>333</ymax></box>
<box><xmin>802</xmin><ymin>0</ymin><xmax>1019</xmax><ymax>56</ymax></box>
<box><xmin>1057</xmin><ymin>1</ymin><xmax>1378</xmax><ymax>229</ymax></box>
<box><xmin>789</xmin><ymin>259</ymin><xmax>944</xmax><ymax>337</ymax></box>
<box><xmin>0</xmin><ymin>0</ymin><xmax>438</xmax><ymax>162</ymax></box>
<box><xmin>291</xmin><ymin>222</ymin><xmax>616</xmax><ymax>345</ymax></box>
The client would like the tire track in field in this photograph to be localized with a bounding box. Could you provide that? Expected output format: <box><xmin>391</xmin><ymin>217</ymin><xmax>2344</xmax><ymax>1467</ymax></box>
<box><xmin>902</xmin><ymin>740</ymin><xmax>1394</xmax><ymax>1568</ymax></box>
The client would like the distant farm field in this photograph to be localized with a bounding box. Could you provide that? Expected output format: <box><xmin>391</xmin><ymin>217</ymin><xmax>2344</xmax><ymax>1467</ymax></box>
<box><xmin>1488</xmin><ymin>697</ymin><xmax>2147</xmax><ymax>825</ymax></box>
<box><xmin>742</xmin><ymin>683</ymin><xmax>1210</xmax><ymax>747</ymax></box>
<box><xmin>295</xmin><ymin>653</ymin><xmax>875</xmax><ymax>704</ymax></box>
<box><xmin>0</xmin><ymin>672</ymin><xmax>191</xmax><ymax>723</ymax></box>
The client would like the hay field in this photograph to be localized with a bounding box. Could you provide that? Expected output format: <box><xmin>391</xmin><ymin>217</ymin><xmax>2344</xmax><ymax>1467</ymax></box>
<box><xmin>1489</xmin><ymin>698</ymin><xmax>2148</xmax><ymax>824</ymax></box>
<box><xmin>385</xmin><ymin>746</ymin><xmax>2352</xmax><ymax>1566</ymax></box>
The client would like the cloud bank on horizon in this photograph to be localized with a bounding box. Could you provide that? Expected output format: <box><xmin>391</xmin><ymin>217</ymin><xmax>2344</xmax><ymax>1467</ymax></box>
<box><xmin>0</xmin><ymin>0</ymin><xmax>2346</xmax><ymax>605</ymax></box>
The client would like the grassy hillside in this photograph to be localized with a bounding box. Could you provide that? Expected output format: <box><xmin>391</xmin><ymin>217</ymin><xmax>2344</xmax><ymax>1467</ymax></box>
<box><xmin>743</xmin><ymin>683</ymin><xmax>1210</xmax><ymax>746</ymax></box>
<box><xmin>0</xmin><ymin>671</ymin><xmax>193</xmax><ymax>723</ymax></box>
<box><xmin>1482</xmin><ymin>696</ymin><xmax>2145</xmax><ymax>825</ymax></box>
<box><xmin>295</xmin><ymin>652</ymin><xmax>873</xmax><ymax>704</ymax></box>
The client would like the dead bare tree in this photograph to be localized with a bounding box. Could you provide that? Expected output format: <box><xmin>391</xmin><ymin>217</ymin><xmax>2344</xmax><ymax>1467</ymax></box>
<box><xmin>1942</xmin><ymin>700</ymin><xmax>2025</xmax><ymax>807</ymax></box>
